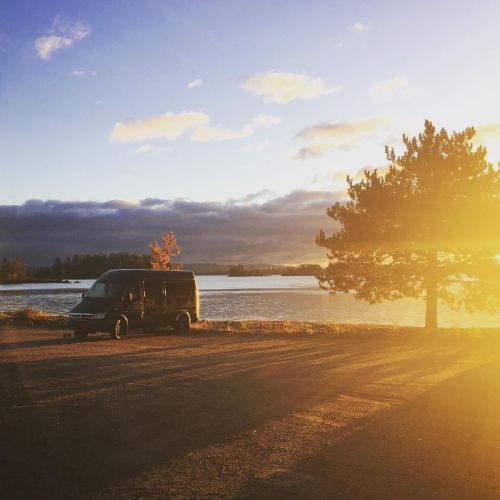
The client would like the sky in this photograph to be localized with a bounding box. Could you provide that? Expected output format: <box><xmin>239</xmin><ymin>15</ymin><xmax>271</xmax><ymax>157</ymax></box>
<box><xmin>1</xmin><ymin>0</ymin><xmax>500</xmax><ymax>264</ymax></box>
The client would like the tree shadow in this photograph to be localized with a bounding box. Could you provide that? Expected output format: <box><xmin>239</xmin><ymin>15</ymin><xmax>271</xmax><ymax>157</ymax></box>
<box><xmin>238</xmin><ymin>357</ymin><xmax>500</xmax><ymax>499</ymax></box>
<box><xmin>0</xmin><ymin>332</ymin><xmax>496</xmax><ymax>498</ymax></box>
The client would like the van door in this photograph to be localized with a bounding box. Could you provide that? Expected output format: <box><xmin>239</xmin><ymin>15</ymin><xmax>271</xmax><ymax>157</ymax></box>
<box><xmin>121</xmin><ymin>280</ymin><xmax>144</xmax><ymax>327</ymax></box>
<box><xmin>144</xmin><ymin>278</ymin><xmax>166</xmax><ymax>326</ymax></box>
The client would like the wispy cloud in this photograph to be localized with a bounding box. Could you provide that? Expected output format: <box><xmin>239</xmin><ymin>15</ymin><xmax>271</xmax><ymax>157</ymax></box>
<box><xmin>72</xmin><ymin>69</ymin><xmax>96</xmax><ymax>77</ymax></box>
<box><xmin>191</xmin><ymin>114</ymin><xmax>281</xmax><ymax>142</ymax></box>
<box><xmin>292</xmin><ymin>143</ymin><xmax>336</xmax><ymax>160</ymax></box>
<box><xmin>187</xmin><ymin>78</ymin><xmax>203</xmax><ymax>89</ymax></box>
<box><xmin>369</xmin><ymin>76</ymin><xmax>418</xmax><ymax>102</ymax></box>
<box><xmin>297</xmin><ymin>117</ymin><xmax>388</xmax><ymax>142</ymax></box>
<box><xmin>35</xmin><ymin>16</ymin><xmax>91</xmax><ymax>61</ymax></box>
<box><xmin>293</xmin><ymin>117</ymin><xmax>388</xmax><ymax>159</ymax></box>
<box><xmin>476</xmin><ymin>123</ymin><xmax>500</xmax><ymax>138</ymax></box>
<box><xmin>131</xmin><ymin>145</ymin><xmax>173</xmax><ymax>155</ymax></box>
<box><xmin>110</xmin><ymin>111</ymin><xmax>209</xmax><ymax>143</ymax></box>
<box><xmin>475</xmin><ymin>123</ymin><xmax>500</xmax><ymax>145</ymax></box>
<box><xmin>111</xmin><ymin>112</ymin><xmax>280</xmax><ymax>144</ymax></box>
<box><xmin>350</xmin><ymin>20</ymin><xmax>367</xmax><ymax>32</ymax></box>
<box><xmin>241</xmin><ymin>70</ymin><xmax>341</xmax><ymax>103</ymax></box>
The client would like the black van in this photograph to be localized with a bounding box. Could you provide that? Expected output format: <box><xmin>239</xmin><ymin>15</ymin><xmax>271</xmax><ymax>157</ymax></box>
<box><xmin>69</xmin><ymin>269</ymin><xmax>199</xmax><ymax>339</ymax></box>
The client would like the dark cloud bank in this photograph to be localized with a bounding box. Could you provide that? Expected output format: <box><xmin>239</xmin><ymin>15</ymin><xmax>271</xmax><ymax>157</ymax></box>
<box><xmin>0</xmin><ymin>190</ymin><xmax>343</xmax><ymax>266</ymax></box>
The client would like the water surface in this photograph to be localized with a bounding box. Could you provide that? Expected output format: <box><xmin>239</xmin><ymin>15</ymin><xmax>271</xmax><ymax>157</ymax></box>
<box><xmin>0</xmin><ymin>275</ymin><xmax>498</xmax><ymax>328</ymax></box>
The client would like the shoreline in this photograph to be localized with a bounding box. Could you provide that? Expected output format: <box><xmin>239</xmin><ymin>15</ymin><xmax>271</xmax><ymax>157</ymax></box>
<box><xmin>1</xmin><ymin>309</ymin><xmax>498</xmax><ymax>335</ymax></box>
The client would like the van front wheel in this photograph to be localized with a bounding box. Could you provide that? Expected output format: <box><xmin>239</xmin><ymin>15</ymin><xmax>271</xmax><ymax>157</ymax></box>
<box><xmin>174</xmin><ymin>313</ymin><xmax>190</xmax><ymax>335</ymax></box>
<box><xmin>111</xmin><ymin>316</ymin><xmax>128</xmax><ymax>340</ymax></box>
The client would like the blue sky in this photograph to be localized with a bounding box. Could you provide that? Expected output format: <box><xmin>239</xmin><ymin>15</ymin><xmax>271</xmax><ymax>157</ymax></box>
<box><xmin>1</xmin><ymin>0</ymin><xmax>500</xmax><ymax>206</ymax></box>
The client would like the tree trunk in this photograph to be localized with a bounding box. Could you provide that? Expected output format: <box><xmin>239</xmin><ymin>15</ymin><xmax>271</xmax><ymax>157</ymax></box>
<box><xmin>425</xmin><ymin>250</ymin><xmax>438</xmax><ymax>330</ymax></box>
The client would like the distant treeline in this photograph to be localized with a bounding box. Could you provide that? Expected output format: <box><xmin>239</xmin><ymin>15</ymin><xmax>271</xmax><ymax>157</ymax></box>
<box><xmin>36</xmin><ymin>253</ymin><xmax>151</xmax><ymax>279</ymax></box>
<box><xmin>228</xmin><ymin>264</ymin><xmax>322</xmax><ymax>277</ymax></box>
<box><xmin>0</xmin><ymin>253</ymin><xmax>150</xmax><ymax>282</ymax></box>
<box><xmin>0</xmin><ymin>254</ymin><xmax>322</xmax><ymax>283</ymax></box>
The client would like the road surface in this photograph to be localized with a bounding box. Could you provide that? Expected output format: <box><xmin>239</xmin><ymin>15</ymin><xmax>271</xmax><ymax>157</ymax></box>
<box><xmin>1</xmin><ymin>326</ymin><xmax>500</xmax><ymax>499</ymax></box>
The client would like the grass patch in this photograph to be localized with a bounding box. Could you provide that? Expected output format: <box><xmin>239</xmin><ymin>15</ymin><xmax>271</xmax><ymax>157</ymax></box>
<box><xmin>0</xmin><ymin>309</ymin><xmax>68</xmax><ymax>328</ymax></box>
<box><xmin>191</xmin><ymin>320</ymin><xmax>499</xmax><ymax>337</ymax></box>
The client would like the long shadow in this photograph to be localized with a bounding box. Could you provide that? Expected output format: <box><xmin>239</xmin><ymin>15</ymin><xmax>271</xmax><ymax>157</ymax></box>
<box><xmin>0</xmin><ymin>337</ymin><xmax>461</xmax><ymax>408</ymax></box>
<box><xmin>0</xmin><ymin>337</ymin><xmax>75</xmax><ymax>350</ymax></box>
<box><xmin>0</xmin><ymin>333</ymin><xmax>493</xmax><ymax>499</ymax></box>
<box><xmin>238</xmin><ymin>357</ymin><xmax>500</xmax><ymax>499</ymax></box>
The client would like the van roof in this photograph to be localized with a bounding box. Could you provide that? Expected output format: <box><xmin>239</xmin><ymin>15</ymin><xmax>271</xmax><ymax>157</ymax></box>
<box><xmin>101</xmin><ymin>269</ymin><xmax>195</xmax><ymax>280</ymax></box>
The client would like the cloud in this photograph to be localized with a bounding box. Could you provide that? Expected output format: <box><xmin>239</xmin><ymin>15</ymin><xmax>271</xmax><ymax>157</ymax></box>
<box><xmin>187</xmin><ymin>79</ymin><xmax>203</xmax><ymax>89</ymax></box>
<box><xmin>476</xmin><ymin>123</ymin><xmax>500</xmax><ymax>143</ymax></box>
<box><xmin>110</xmin><ymin>111</ymin><xmax>209</xmax><ymax>143</ymax></box>
<box><xmin>292</xmin><ymin>143</ymin><xmax>337</xmax><ymax>160</ymax></box>
<box><xmin>0</xmin><ymin>191</ymin><xmax>346</xmax><ymax>265</ymax></box>
<box><xmin>293</xmin><ymin>117</ymin><xmax>388</xmax><ymax>159</ymax></box>
<box><xmin>297</xmin><ymin>117</ymin><xmax>388</xmax><ymax>142</ymax></box>
<box><xmin>190</xmin><ymin>113</ymin><xmax>281</xmax><ymax>142</ymax></box>
<box><xmin>35</xmin><ymin>17</ymin><xmax>91</xmax><ymax>61</ymax></box>
<box><xmin>112</xmin><ymin>110</ymin><xmax>280</xmax><ymax>144</ymax></box>
<box><xmin>131</xmin><ymin>145</ymin><xmax>173</xmax><ymax>155</ymax></box>
<box><xmin>369</xmin><ymin>76</ymin><xmax>418</xmax><ymax>102</ymax></box>
<box><xmin>229</xmin><ymin>189</ymin><xmax>276</xmax><ymax>204</ymax></box>
<box><xmin>95</xmin><ymin>100</ymin><xmax>105</xmax><ymax>106</ymax></box>
<box><xmin>36</xmin><ymin>36</ymin><xmax>73</xmax><ymax>60</ymax></box>
<box><xmin>350</xmin><ymin>20</ymin><xmax>367</xmax><ymax>32</ymax></box>
<box><xmin>72</xmin><ymin>69</ymin><xmax>96</xmax><ymax>77</ymax></box>
<box><xmin>241</xmin><ymin>71</ymin><xmax>341</xmax><ymax>103</ymax></box>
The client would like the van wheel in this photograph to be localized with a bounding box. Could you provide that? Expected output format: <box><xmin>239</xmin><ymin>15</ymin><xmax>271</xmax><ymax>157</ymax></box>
<box><xmin>74</xmin><ymin>329</ymin><xmax>88</xmax><ymax>339</ymax></box>
<box><xmin>111</xmin><ymin>316</ymin><xmax>128</xmax><ymax>339</ymax></box>
<box><xmin>174</xmin><ymin>313</ymin><xmax>190</xmax><ymax>335</ymax></box>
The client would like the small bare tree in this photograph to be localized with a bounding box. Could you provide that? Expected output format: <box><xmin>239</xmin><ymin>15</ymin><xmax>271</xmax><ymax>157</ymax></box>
<box><xmin>150</xmin><ymin>231</ymin><xmax>182</xmax><ymax>270</ymax></box>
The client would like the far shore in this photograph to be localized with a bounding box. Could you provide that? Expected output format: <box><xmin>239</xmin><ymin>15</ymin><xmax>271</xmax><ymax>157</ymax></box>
<box><xmin>0</xmin><ymin>272</ymin><xmax>319</xmax><ymax>285</ymax></box>
<box><xmin>0</xmin><ymin>277</ymin><xmax>78</xmax><ymax>285</ymax></box>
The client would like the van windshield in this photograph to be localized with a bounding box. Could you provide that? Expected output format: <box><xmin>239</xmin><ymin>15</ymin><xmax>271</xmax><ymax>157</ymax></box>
<box><xmin>86</xmin><ymin>277</ymin><xmax>125</xmax><ymax>298</ymax></box>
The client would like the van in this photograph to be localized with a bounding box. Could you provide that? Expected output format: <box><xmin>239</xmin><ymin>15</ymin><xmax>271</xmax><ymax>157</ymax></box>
<box><xmin>69</xmin><ymin>269</ymin><xmax>199</xmax><ymax>339</ymax></box>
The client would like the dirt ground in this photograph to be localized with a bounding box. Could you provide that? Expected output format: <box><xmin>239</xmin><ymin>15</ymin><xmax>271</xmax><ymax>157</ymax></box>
<box><xmin>1</xmin><ymin>326</ymin><xmax>500</xmax><ymax>499</ymax></box>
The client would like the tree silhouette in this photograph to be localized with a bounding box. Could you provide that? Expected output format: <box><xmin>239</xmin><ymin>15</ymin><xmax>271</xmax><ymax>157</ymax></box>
<box><xmin>150</xmin><ymin>231</ymin><xmax>182</xmax><ymax>270</ymax></box>
<box><xmin>0</xmin><ymin>257</ymin><xmax>26</xmax><ymax>281</ymax></box>
<box><xmin>317</xmin><ymin>120</ymin><xmax>500</xmax><ymax>329</ymax></box>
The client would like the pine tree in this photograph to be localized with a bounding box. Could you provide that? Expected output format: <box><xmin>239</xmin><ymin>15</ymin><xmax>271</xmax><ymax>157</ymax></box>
<box><xmin>317</xmin><ymin>120</ymin><xmax>500</xmax><ymax>329</ymax></box>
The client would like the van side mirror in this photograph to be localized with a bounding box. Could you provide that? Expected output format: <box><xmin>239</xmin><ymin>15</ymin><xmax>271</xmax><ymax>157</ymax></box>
<box><xmin>82</xmin><ymin>290</ymin><xmax>87</xmax><ymax>298</ymax></box>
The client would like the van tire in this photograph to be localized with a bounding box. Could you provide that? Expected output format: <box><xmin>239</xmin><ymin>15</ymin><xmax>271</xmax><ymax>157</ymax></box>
<box><xmin>74</xmin><ymin>329</ymin><xmax>88</xmax><ymax>339</ymax></box>
<box><xmin>174</xmin><ymin>313</ymin><xmax>190</xmax><ymax>335</ymax></box>
<box><xmin>111</xmin><ymin>316</ymin><xmax>128</xmax><ymax>340</ymax></box>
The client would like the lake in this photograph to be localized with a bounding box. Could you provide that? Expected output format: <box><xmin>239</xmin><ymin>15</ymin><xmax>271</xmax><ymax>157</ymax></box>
<box><xmin>0</xmin><ymin>275</ymin><xmax>498</xmax><ymax>328</ymax></box>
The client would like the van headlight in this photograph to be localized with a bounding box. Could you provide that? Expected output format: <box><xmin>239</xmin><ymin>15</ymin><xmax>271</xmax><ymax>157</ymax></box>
<box><xmin>91</xmin><ymin>312</ymin><xmax>107</xmax><ymax>320</ymax></box>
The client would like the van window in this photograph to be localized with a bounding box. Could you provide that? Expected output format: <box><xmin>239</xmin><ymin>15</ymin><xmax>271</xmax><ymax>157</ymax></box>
<box><xmin>123</xmin><ymin>281</ymin><xmax>142</xmax><ymax>301</ymax></box>
<box><xmin>144</xmin><ymin>279</ymin><xmax>165</xmax><ymax>305</ymax></box>
<box><xmin>167</xmin><ymin>280</ymin><xmax>192</xmax><ymax>300</ymax></box>
<box><xmin>87</xmin><ymin>277</ymin><xmax>124</xmax><ymax>298</ymax></box>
